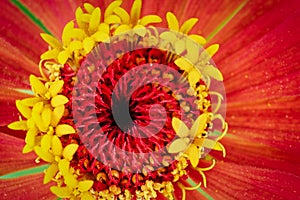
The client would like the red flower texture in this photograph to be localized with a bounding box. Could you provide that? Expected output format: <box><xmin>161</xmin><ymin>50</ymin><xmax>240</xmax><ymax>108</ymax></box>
<box><xmin>0</xmin><ymin>0</ymin><xmax>300</xmax><ymax>200</ymax></box>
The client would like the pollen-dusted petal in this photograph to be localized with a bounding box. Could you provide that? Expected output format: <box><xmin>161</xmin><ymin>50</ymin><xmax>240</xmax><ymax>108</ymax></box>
<box><xmin>41</xmin><ymin>134</ymin><xmax>53</xmax><ymax>152</ymax></box>
<box><xmin>188</xmin><ymin>144</ymin><xmax>199</xmax><ymax>168</ymax></box>
<box><xmin>113</xmin><ymin>7</ymin><xmax>130</xmax><ymax>24</ymax></box>
<box><xmin>172</xmin><ymin>117</ymin><xmax>189</xmax><ymax>138</ymax></box>
<box><xmin>205</xmin><ymin>44</ymin><xmax>219</xmax><ymax>57</ymax></box>
<box><xmin>189</xmin><ymin>34</ymin><xmax>206</xmax><ymax>45</ymax></box>
<box><xmin>139</xmin><ymin>15</ymin><xmax>162</xmax><ymax>26</ymax></box>
<box><xmin>78</xmin><ymin>180</ymin><xmax>94</xmax><ymax>192</ymax></box>
<box><xmin>83</xmin><ymin>37</ymin><xmax>95</xmax><ymax>53</ymax></box>
<box><xmin>168</xmin><ymin>138</ymin><xmax>189</xmax><ymax>154</ymax></box>
<box><xmin>57</xmin><ymin>50</ymin><xmax>70</xmax><ymax>65</ymax></box>
<box><xmin>89</xmin><ymin>8</ymin><xmax>101</xmax><ymax>33</ymax></box>
<box><xmin>50</xmin><ymin>186</ymin><xmax>72</xmax><ymax>198</ymax></box>
<box><xmin>51</xmin><ymin>105</ymin><xmax>64</xmax><ymax>127</ymax></box>
<box><xmin>64</xmin><ymin>173</ymin><xmax>78</xmax><ymax>188</ymax></box>
<box><xmin>130</xmin><ymin>0</ymin><xmax>142</xmax><ymax>25</ymax></box>
<box><xmin>34</xmin><ymin>146</ymin><xmax>54</xmax><ymax>163</ymax></box>
<box><xmin>55</xmin><ymin>124</ymin><xmax>76</xmax><ymax>137</ymax></box>
<box><xmin>29</xmin><ymin>75</ymin><xmax>47</xmax><ymax>96</ymax></box>
<box><xmin>180</xmin><ymin>18</ymin><xmax>198</xmax><ymax>34</ymax></box>
<box><xmin>114</xmin><ymin>24</ymin><xmax>131</xmax><ymax>35</ymax></box>
<box><xmin>8</xmin><ymin>121</ymin><xmax>27</xmax><ymax>130</ymax></box>
<box><xmin>63</xmin><ymin>144</ymin><xmax>79</xmax><ymax>161</ymax></box>
<box><xmin>174</xmin><ymin>57</ymin><xmax>193</xmax><ymax>72</ymax></box>
<box><xmin>16</xmin><ymin>100</ymin><xmax>31</xmax><ymax>119</ymax></box>
<box><xmin>191</xmin><ymin>113</ymin><xmax>209</xmax><ymax>137</ymax></box>
<box><xmin>52</xmin><ymin>135</ymin><xmax>63</xmax><ymax>156</ymax></box>
<box><xmin>160</xmin><ymin>31</ymin><xmax>177</xmax><ymax>43</ymax></box>
<box><xmin>104</xmin><ymin>15</ymin><xmax>121</xmax><ymax>24</ymax></box>
<box><xmin>41</xmin><ymin>106</ymin><xmax>52</xmax><ymax>127</ymax></box>
<box><xmin>166</xmin><ymin>12</ymin><xmax>179</xmax><ymax>31</ymax></box>
<box><xmin>51</xmin><ymin>95</ymin><xmax>69</xmax><ymax>107</ymax></box>
<box><xmin>202</xmin><ymin>65</ymin><xmax>223</xmax><ymax>81</ymax></box>
<box><xmin>83</xmin><ymin>3</ymin><xmax>95</xmax><ymax>13</ymax></box>
<box><xmin>49</xmin><ymin>80</ymin><xmax>64</xmax><ymax>97</ymax></box>
<box><xmin>92</xmin><ymin>31</ymin><xmax>110</xmax><ymax>43</ymax></box>
<box><xmin>40</xmin><ymin>33</ymin><xmax>61</xmax><ymax>49</ymax></box>
<box><xmin>41</xmin><ymin>49</ymin><xmax>59</xmax><ymax>60</ymax></box>
<box><xmin>21</xmin><ymin>97</ymin><xmax>43</xmax><ymax>107</ymax></box>
<box><xmin>104</xmin><ymin>0</ymin><xmax>122</xmax><ymax>18</ymax></box>
<box><xmin>58</xmin><ymin>159</ymin><xmax>70</xmax><ymax>176</ymax></box>
<box><xmin>174</xmin><ymin>40</ymin><xmax>186</xmax><ymax>55</ymax></box>
<box><xmin>44</xmin><ymin>163</ymin><xmax>58</xmax><ymax>184</ymax></box>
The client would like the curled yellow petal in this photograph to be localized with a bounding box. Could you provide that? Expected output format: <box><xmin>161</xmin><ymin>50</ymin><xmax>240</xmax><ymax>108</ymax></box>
<box><xmin>64</xmin><ymin>173</ymin><xmax>78</xmax><ymax>188</ymax></box>
<box><xmin>50</xmin><ymin>186</ymin><xmax>72</xmax><ymax>198</ymax></box>
<box><xmin>104</xmin><ymin>15</ymin><xmax>121</xmax><ymax>24</ymax></box>
<box><xmin>89</xmin><ymin>7</ymin><xmax>101</xmax><ymax>33</ymax></box>
<box><xmin>16</xmin><ymin>100</ymin><xmax>31</xmax><ymax>119</ymax></box>
<box><xmin>92</xmin><ymin>31</ymin><xmax>110</xmax><ymax>43</ymax></box>
<box><xmin>56</xmin><ymin>124</ymin><xmax>76</xmax><ymax>137</ymax></box>
<box><xmin>191</xmin><ymin>113</ymin><xmax>209</xmax><ymax>137</ymax></box>
<box><xmin>44</xmin><ymin>163</ymin><xmax>58</xmax><ymax>184</ymax></box>
<box><xmin>34</xmin><ymin>146</ymin><xmax>54</xmax><ymax>163</ymax></box>
<box><xmin>62</xmin><ymin>21</ymin><xmax>74</xmax><ymax>45</ymax></box>
<box><xmin>58</xmin><ymin>159</ymin><xmax>70</xmax><ymax>175</ymax></box>
<box><xmin>180</xmin><ymin>18</ymin><xmax>198</xmax><ymax>34</ymax></box>
<box><xmin>189</xmin><ymin>34</ymin><xmax>206</xmax><ymax>46</ymax></box>
<box><xmin>51</xmin><ymin>105</ymin><xmax>65</xmax><ymax>127</ymax></box>
<box><xmin>188</xmin><ymin>69</ymin><xmax>201</xmax><ymax>87</ymax></box>
<box><xmin>166</xmin><ymin>12</ymin><xmax>179</xmax><ymax>31</ymax></box>
<box><xmin>41</xmin><ymin>134</ymin><xmax>53</xmax><ymax>152</ymax></box>
<box><xmin>40</xmin><ymin>33</ymin><xmax>61</xmax><ymax>49</ymax></box>
<box><xmin>114</xmin><ymin>24</ymin><xmax>131</xmax><ymax>35</ymax></box>
<box><xmin>130</xmin><ymin>0</ymin><xmax>142</xmax><ymax>25</ymax></box>
<box><xmin>139</xmin><ymin>15</ymin><xmax>162</xmax><ymax>26</ymax></box>
<box><xmin>174</xmin><ymin>57</ymin><xmax>193</xmax><ymax>72</ymax></box>
<box><xmin>167</xmin><ymin>138</ymin><xmax>188</xmax><ymax>154</ymax></box>
<box><xmin>49</xmin><ymin>80</ymin><xmax>64</xmax><ymax>97</ymax></box>
<box><xmin>78</xmin><ymin>180</ymin><xmax>94</xmax><ymax>192</ymax></box>
<box><xmin>30</xmin><ymin>75</ymin><xmax>47</xmax><ymax>96</ymax></box>
<box><xmin>160</xmin><ymin>31</ymin><xmax>177</xmax><ymax>43</ymax></box>
<box><xmin>206</xmin><ymin>44</ymin><xmax>219</xmax><ymax>57</ymax></box>
<box><xmin>188</xmin><ymin>144</ymin><xmax>199</xmax><ymax>168</ymax></box>
<box><xmin>69</xmin><ymin>41</ymin><xmax>83</xmax><ymax>52</ymax></box>
<box><xmin>41</xmin><ymin>49</ymin><xmax>59</xmax><ymax>60</ymax></box>
<box><xmin>83</xmin><ymin>3</ymin><xmax>95</xmax><ymax>13</ymax></box>
<box><xmin>8</xmin><ymin>121</ymin><xmax>27</xmax><ymax>130</ymax></box>
<box><xmin>21</xmin><ymin>97</ymin><xmax>43</xmax><ymax>106</ymax></box>
<box><xmin>114</xmin><ymin>7</ymin><xmax>130</xmax><ymax>24</ymax></box>
<box><xmin>104</xmin><ymin>0</ymin><xmax>122</xmax><ymax>18</ymax></box>
<box><xmin>52</xmin><ymin>135</ymin><xmax>63</xmax><ymax>156</ymax></box>
<box><xmin>57</xmin><ymin>50</ymin><xmax>70</xmax><ymax>65</ymax></box>
<box><xmin>63</xmin><ymin>144</ymin><xmax>79</xmax><ymax>161</ymax></box>
<box><xmin>174</xmin><ymin>39</ymin><xmax>186</xmax><ymax>55</ymax></box>
<box><xmin>172</xmin><ymin>117</ymin><xmax>189</xmax><ymax>138</ymax></box>
<box><xmin>41</xmin><ymin>106</ymin><xmax>52</xmax><ymax>127</ymax></box>
<box><xmin>133</xmin><ymin>24</ymin><xmax>146</xmax><ymax>37</ymax></box>
<box><xmin>202</xmin><ymin>65</ymin><xmax>223</xmax><ymax>81</ymax></box>
<box><xmin>22</xmin><ymin>144</ymin><xmax>34</xmax><ymax>154</ymax></box>
<box><xmin>51</xmin><ymin>95</ymin><xmax>69</xmax><ymax>107</ymax></box>
<box><xmin>83</xmin><ymin>37</ymin><xmax>96</xmax><ymax>53</ymax></box>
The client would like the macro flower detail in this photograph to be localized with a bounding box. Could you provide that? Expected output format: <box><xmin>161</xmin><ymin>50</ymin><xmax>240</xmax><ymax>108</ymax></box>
<box><xmin>7</xmin><ymin>1</ymin><xmax>228</xmax><ymax>199</ymax></box>
<box><xmin>2</xmin><ymin>0</ymin><xmax>299</xmax><ymax>200</ymax></box>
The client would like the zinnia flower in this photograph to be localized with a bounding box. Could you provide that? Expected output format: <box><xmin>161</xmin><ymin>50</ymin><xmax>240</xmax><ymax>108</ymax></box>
<box><xmin>1</xmin><ymin>0</ymin><xmax>299</xmax><ymax>200</ymax></box>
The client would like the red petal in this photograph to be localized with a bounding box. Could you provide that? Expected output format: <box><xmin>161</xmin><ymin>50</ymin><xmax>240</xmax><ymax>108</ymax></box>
<box><xmin>0</xmin><ymin>173</ymin><xmax>55</xmax><ymax>200</ymax></box>
<box><xmin>0</xmin><ymin>132</ymin><xmax>43</xmax><ymax>175</ymax></box>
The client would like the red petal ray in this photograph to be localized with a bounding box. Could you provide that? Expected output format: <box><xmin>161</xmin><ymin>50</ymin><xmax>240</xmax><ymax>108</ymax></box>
<box><xmin>0</xmin><ymin>173</ymin><xmax>55</xmax><ymax>200</ymax></box>
<box><xmin>0</xmin><ymin>132</ymin><xmax>43</xmax><ymax>175</ymax></box>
